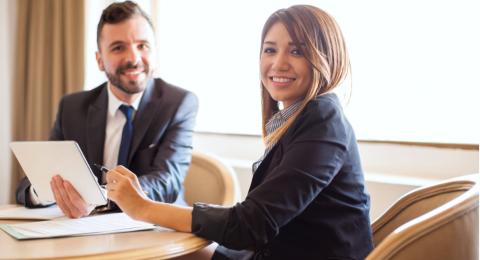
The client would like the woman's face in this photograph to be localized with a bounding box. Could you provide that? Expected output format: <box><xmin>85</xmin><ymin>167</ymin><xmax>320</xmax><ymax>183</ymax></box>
<box><xmin>260</xmin><ymin>22</ymin><xmax>312</xmax><ymax>108</ymax></box>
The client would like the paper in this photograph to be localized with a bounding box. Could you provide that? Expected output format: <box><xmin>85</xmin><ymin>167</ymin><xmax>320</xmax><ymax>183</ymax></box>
<box><xmin>0</xmin><ymin>206</ymin><xmax>64</xmax><ymax>220</ymax></box>
<box><xmin>0</xmin><ymin>213</ymin><xmax>155</xmax><ymax>240</ymax></box>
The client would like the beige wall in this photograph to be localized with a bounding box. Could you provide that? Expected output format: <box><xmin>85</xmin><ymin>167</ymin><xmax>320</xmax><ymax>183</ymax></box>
<box><xmin>0</xmin><ymin>0</ymin><xmax>15</xmax><ymax>204</ymax></box>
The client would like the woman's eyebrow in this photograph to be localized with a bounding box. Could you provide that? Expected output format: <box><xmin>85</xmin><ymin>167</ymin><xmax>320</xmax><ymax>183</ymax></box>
<box><xmin>263</xmin><ymin>41</ymin><xmax>276</xmax><ymax>45</ymax></box>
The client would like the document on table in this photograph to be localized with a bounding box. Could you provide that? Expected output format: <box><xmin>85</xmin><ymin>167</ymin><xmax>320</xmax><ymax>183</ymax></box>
<box><xmin>0</xmin><ymin>206</ymin><xmax>64</xmax><ymax>220</ymax></box>
<box><xmin>0</xmin><ymin>213</ymin><xmax>155</xmax><ymax>240</ymax></box>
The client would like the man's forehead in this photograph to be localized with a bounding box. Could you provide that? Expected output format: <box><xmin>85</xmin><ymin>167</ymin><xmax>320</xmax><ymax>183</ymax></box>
<box><xmin>99</xmin><ymin>16</ymin><xmax>155</xmax><ymax>45</ymax></box>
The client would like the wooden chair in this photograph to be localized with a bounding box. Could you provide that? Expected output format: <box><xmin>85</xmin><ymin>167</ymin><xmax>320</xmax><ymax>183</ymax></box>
<box><xmin>367</xmin><ymin>174</ymin><xmax>479</xmax><ymax>260</ymax></box>
<box><xmin>183</xmin><ymin>150</ymin><xmax>241</xmax><ymax>207</ymax></box>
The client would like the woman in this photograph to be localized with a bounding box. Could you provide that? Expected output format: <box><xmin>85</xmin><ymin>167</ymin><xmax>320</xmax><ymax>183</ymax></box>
<box><xmin>106</xmin><ymin>5</ymin><xmax>373</xmax><ymax>259</ymax></box>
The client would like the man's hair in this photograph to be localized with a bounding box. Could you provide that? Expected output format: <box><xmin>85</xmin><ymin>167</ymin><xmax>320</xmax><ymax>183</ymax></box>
<box><xmin>96</xmin><ymin>1</ymin><xmax>154</xmax><ymax>50</ymax></box>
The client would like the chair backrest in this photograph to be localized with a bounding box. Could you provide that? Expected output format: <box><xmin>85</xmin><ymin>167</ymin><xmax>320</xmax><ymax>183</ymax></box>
<box><xmin>183</xmin><ymin>150</ymin><xmax>241</xmax><ymax>207</ymax></box>
<box><xmin>371</xmin><ymin>174</ymin><xmax>477</xmax><ymax>246</ymax></box>
<box><xmin>367</xmin><ymin>174</ymin><xmax>479</xmax><ymax>260</ymax></box>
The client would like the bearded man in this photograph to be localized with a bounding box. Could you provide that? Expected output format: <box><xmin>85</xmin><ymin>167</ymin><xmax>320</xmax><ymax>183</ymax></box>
<box><xmin>16</xmin><ymin>1</ymin><xmax>198</xmax><ymax>218</ymax></box>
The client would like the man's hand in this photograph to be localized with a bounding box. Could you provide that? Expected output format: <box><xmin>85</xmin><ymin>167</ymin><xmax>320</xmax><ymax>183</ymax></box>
<box><xmin>106</xmin><ymin>166</ymin><xmax>149</xmax><ymax>220</ymax></box>
<box><xmin>50</xmin><ymin>175</ymin><xmax>93</xmax><ymax>218</ymax></box>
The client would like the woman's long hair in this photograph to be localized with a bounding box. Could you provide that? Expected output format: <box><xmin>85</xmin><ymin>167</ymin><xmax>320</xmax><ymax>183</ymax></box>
<box><xmin>260</xmin><ymin>5</ymin><xmax>351</xmax><ymax>146</ymax></box>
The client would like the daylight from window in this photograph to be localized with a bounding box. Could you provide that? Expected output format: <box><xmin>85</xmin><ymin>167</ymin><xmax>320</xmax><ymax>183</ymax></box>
<box><xmin>85</xmin><ymin>0</ymin><xmax>479</xmax><ymax>144</ymax></box>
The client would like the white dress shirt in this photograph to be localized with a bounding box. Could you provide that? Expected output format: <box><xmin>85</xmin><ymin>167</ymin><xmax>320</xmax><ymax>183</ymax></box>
<box><xmin>29</xmin><ymin>83</ymin><xmax>144</xmax><ymax>205</ymax></box>
<box><xmin>103</xmin><ymin>83</ymin><xmax>143</xmax><ymax>171</ymax></box>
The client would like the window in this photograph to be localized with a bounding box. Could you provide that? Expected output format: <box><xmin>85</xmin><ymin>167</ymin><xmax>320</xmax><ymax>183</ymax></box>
<box><xmin>85</xmin><ymin>0</ymin><xmax>479</xmax><ymax>144</ymax></box>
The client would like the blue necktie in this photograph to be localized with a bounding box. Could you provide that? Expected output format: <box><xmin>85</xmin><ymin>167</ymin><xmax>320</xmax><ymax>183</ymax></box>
<box><xmin>118</xmin><ymin>105</ymin><xmax>134</xmax><ymax>166</ymax></box>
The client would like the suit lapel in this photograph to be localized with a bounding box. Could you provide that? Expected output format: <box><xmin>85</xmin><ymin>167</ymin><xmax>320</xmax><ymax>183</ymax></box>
<box><xmin>86</xmin><ymin>84</ymin><xmax>108</xmax><ymax>166</ymax></box>
<box><xmin>128</xmin><ymin>79</ymin><xmax>161</xmax><ymax>164</ymax></box>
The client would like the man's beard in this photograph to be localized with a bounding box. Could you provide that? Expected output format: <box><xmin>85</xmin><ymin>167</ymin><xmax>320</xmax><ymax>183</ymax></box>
<box><xmin>106</xmin><ymin>61</ymin><xmax>152</xmax><ymax>95</ymax></box>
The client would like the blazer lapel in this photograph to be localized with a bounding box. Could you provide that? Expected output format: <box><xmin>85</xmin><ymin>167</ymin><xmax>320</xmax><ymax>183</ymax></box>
<box><xmin>86</xmin><ymin>85</ymin><xmax>108</xmax><ymax>166</ymax></box>
<box><xmin>128</xmin><ymin>79</ymin><xmax>160</xmax><ymax>164</ymax></box>
<box><xmin>249</xmin><ymin>143</ymin><xmax>282</xmax><ymax>192</ymax></box>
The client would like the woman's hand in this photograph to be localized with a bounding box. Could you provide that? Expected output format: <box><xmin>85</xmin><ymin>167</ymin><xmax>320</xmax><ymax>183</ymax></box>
<box><xmin>106</xmin><ymin>166</ymin><xmax>149</xmax><ymax>220</ymax></box>
<box><xmin>107</xmin><ymin>166</ymin><xmax>193</xmax><ymax>232</ymax></box>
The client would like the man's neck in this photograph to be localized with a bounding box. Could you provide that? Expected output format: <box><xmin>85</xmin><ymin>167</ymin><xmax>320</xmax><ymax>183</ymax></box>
<box><xmin>108</xmin><ymin>83</ymin><xmax>141</xmax><ymax>105</ymax></box>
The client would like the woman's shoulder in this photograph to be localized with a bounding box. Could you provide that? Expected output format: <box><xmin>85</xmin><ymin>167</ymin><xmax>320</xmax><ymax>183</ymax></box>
<box><xmin>301</xmin><ymin>93</ymin><xmax>346</xmax><ymax>123</ymax></box>
<box><xmin>287</xmin><ymin>93</ymin><xmax>352</xmax><ymax>144</ymax></box>
<box><xmin>306</xmin><ymin>92</ymin><xmax>342</xmax><ymax>113</ymax></box>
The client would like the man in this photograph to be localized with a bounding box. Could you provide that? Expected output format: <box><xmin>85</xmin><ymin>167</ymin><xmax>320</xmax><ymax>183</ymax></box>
<box><xmin>16</xmin><ymin>1</ymin><xmax>198</xmax><ymax>218</ymax></box>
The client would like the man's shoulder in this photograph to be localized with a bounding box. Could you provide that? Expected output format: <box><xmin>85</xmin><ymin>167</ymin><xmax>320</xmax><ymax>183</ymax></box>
<box><xmin>58</xmin><ymin>83</ymin><xmax>107</xmax><ymax>111</ymax></box>
<box><xmin>152</xmin><ymin>78</ymin><xmax>191</xmax><ymax>96</ymax></box>
<box><xmin>151</xmin><ymin>78</ymin><xmax>197</xmax><ymax>105</ymax></box>
<box><xmin>62</xmin><ymin>83</ymin><xmax>107</xmax><ymax>102</ymax></box>
<box><xmin>150</xmin><ymin>78</ymin><xmax>198</xmax><ymax>115</ymax></box>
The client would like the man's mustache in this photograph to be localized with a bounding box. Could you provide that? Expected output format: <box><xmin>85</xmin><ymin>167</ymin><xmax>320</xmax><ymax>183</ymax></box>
<box><xmin>116</xmin><ymin>62</ymin><xmax>148</xmax><ymax>74</ymax></box>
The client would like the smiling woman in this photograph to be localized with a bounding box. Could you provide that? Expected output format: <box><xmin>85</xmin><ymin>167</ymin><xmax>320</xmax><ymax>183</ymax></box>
<box><xmin>260</xmin><ymin>22</ymin><xmax>312</xmax><ymax>109</ymax></box>
<box><xmin>103</xmin><ymin>5</ymin><xmax>374</xmax><ymax>259</ymax></box>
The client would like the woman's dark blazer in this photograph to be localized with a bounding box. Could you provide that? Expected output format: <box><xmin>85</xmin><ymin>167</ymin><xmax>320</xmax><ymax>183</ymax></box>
<box><xmin>192</xmin><ymin>93</ymin><xmax>373</xmax><ymax>260</ymax></box>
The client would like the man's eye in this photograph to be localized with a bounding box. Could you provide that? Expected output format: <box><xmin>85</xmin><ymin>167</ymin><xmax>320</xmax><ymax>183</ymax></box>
<box><xmin>138</xmin><ymin>44</ymin><xmax>149</xmax><ymax>50</ymax></box>
<box><xmin>112</xmin><ymin>46</ymin><xmax>124</xmax><ymax>52</ymax></box>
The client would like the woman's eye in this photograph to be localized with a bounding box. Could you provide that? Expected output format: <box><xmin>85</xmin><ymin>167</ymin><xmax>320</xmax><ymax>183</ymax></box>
<box><xmin>263</xmin><ymin>47</ymin><xmax>276</xmax><ymax>54</ymax></box>
<box><xmin>291</xmin><ymin>49</ymin><xmax>303</xmax><ymax>56</ymax></box>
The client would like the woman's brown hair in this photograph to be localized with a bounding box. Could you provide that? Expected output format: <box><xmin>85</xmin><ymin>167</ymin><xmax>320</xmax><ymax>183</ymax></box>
<box><xmin>260</xmin><ymin>5</ymin><xmax>350</xmax><ymax>146</ymax></box>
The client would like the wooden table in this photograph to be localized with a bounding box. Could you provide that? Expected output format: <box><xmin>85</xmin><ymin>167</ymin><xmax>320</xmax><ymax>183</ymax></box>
<box><xmin>0</xmin><ymin>205</ymin><xmax>210</xmax><ymax>260</ymax></box>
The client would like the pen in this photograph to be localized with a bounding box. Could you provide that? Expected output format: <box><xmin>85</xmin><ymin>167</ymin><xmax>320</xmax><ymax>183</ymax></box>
<box><xmin>93</xmin><ymin>163</ymin><xmax>110</xmax><ymax>175</ymax></box>
<box><xmin>93</xmin><ymin>164</ymin><xmax>149</xmax><ymax>196</ymax></box>
<box><xmin>92</xmin><ymin>163</ymin><xmax>112</xmax><ymax>211</ymax></box>
<box><xmin>93</xmin><ymin>163</ymin><xmax>110</xmax><ymax>185</ymax></box>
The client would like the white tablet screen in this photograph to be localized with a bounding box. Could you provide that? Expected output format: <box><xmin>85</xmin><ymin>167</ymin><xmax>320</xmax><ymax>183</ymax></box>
<box><xmin>10</xmin><ymin>141</ymin><xmax>107</xmax><ymax>206</ymax></box>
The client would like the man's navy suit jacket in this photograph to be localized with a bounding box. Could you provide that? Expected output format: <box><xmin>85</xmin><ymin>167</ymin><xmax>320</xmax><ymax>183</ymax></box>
<box><xmin>16</xmin><ymin>78</ymin><xmax>198</xmax><ymax>207</ymax></box>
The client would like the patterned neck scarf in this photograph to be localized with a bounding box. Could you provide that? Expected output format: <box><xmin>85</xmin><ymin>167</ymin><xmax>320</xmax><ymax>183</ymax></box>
<box><xmin>253</xmin><ymin>101</ymin><xmax>302</xmax><ymax>173</ymax></box>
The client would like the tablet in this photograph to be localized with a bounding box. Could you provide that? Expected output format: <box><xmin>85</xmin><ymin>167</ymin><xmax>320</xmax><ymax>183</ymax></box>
<box><xmin>10</xmin><ymin>141</ymin><xmax>107</xmax><ymax>206</ymax></box>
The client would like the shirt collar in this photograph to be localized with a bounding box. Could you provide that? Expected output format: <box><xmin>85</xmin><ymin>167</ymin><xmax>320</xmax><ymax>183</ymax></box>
<box><xmin>279</xmin><ymin>101</ymin><xmax>302</xmax><ymax>120</ymax></box>
<box><xmin>106</xmin><ymin>82</ymin><xmax>144</xmax><ymax>117</ymax></box>
<box><xmin>265</xmin><ymin>100</ymin><xmax>302</xmax><ymax>136</ymax></box>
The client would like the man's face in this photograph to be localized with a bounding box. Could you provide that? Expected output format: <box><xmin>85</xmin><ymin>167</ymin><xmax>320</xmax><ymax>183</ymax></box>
<box><xmin>96</xmin><ymin>16</ymin><xmax>156</xmax><ymax>95</ymax></box>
